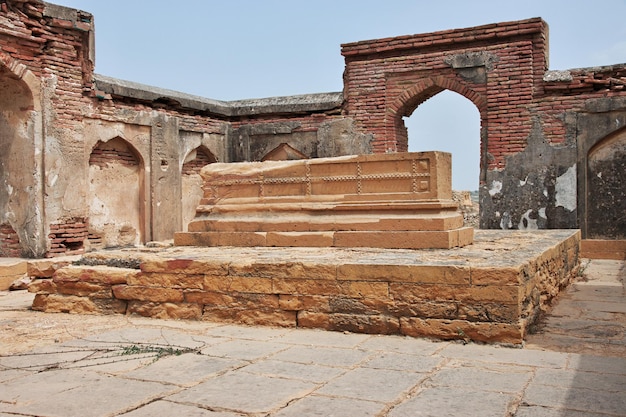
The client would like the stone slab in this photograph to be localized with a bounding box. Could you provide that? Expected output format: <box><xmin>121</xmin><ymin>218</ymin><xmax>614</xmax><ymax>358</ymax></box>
<box><xmin>0</xmin><ymin>258</ymin><xmax>26</xmax><ymax>290</ymax></box>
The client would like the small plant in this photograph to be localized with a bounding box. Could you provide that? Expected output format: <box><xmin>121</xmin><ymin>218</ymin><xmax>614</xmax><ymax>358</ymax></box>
<box><xmin>119</xmin><ymin>344</ymin><xmax>192</xmax><ymax>362</ymax></box>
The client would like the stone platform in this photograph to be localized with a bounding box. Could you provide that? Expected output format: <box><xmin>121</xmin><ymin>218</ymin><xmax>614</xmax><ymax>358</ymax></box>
<box><xmin>29</xmin><ymin>230</ymin><xmax>581</xmax><ymax>345</ymax></box>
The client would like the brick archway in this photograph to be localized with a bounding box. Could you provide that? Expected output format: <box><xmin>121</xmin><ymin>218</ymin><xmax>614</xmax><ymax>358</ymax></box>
<box><xmin>385</xmin><ymin>75</ymin><xmax>487</xmax><ymax>153</ymax></box>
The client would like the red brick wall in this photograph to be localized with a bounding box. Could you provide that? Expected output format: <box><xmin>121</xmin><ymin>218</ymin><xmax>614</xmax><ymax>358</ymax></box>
<box><xmin>182</xmin><ymin>148</ymin><xmax>217</xmax><ymax>175</ymax></box>
<box><xmin>341</xmin><ymin>18</ymin><xmax>548</xmax><ymax>170</ymax></box>
<box><xmin>47</xmin><ymin>218</ymin><xmax>88</xmax><ymax>257</ymax></box>
<box><xmin>0</xmin><ymin>223</ymin><xmax>21</xmax><ymax>257</ymax></box>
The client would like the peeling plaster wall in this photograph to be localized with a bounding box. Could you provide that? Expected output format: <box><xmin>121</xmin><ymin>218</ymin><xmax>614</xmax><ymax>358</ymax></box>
<box><xmin>179</xmin><ymin>130</ymin><xmax>223</xmax><ymax>232</ymax></box>
<box><xmin>480</xmin><ymin>119</ymin><xmax>578</xmax><ymax>230</ymax></box>
<box><xmin>0</xmin><ymin>62</ymin><xmax>44</xmax><ymax>257</ymax></box>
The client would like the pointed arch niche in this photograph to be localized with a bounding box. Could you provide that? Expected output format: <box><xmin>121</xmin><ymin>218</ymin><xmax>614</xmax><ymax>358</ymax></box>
<box><xmin>181</xmin><ymin>146</ymin><xmax>217</xmax><ymax>231</ymax></box>
<box><xmin>585</xmin><ymin>128</ymin><xmax>626</xmax><ymax>239</ymax></box>
<box><xmin>88</xmin><ymin>137</ymin><xmax>145</xmax><ymax>248</ymax></box>
<box><xmin>403</xmin><ymin>90</ymin><xmax>481</xmax><ymax>191</ymax></box>
<box><xmin>0</xmin><ymin>55</ymin><xmax>45</xmax><ymax>257</ymax></box>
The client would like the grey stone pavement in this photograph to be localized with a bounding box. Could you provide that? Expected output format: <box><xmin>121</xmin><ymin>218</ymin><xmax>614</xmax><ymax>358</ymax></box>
<box><xmin>0</xmin><ymin>259</ymin><xmax>624</xmax><ymax>417</ymax></box>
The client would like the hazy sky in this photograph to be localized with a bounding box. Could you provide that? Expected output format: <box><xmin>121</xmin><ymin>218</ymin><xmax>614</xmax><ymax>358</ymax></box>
<box><xmin>54</xmin><ymin>0</ymin><xmax>626</xmax><ymax>190</ymax></box>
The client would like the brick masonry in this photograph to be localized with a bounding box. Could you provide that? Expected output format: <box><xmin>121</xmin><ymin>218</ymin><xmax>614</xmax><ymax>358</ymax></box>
<box><xmin>29</xmin><ymin>230</ymin><xmax>581</xmax><ymax>344</ymax></box>
<box><xmin>0</xmin><ymin>3</ymin><xmax>623</xmax><ymax>257</ymax></box>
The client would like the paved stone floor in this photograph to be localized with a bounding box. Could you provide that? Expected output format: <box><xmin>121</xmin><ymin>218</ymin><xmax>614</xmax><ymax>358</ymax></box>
<box><xmin>0</xmin><ymin>259</ymin><xmax>624</xmax><ymax>417</ymax></box>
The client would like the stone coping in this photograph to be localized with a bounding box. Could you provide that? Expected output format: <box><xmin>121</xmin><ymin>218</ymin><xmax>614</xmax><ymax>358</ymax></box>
<box><xmin>93</xmin><ymin>74</ymin><xmax>343</xmax><ymax>117</ymax></box>
<box><xmin>86</xmin><ymin>230</ymin><xmax>579</xmax><ymax>270</ymax></box>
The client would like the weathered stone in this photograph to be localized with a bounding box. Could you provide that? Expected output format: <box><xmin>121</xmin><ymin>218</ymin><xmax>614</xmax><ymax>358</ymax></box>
<box><xmin>113</xmin><ymin>285</ymin><xmax>184</xmax><ymax>303</ymax></box>
<box><xmin>27</xmin><ymin>230</ymin><xmax>581</xmax><ymax>344</ymax></box>
<box><xmin>27</xmin><ymin>278</ymin><xmax>57</xmax><ymax>294</ymax></box>
<box><xmin>32</xmin><ymin>293</ymin><xmax>126</xmax><ymax>315</ymax></box>
<box><xmin>55</xmin><ymin>281</ymin><xmax>112</xmax><ymax>298</ymax></box>
<box><xmin>140</xmin><ymin>259</ymin><xmax>228</xmax><ymax>275</ymax></box>
<box><xmin>229</xmin><ymin>261</ymin><xmax>336</xmax><ymax>280</ymax></box>
<box><xmin>389</xmin><ymin>283</ymin><xmax>518</xmax><ymax>304</ymax></box>
<box><xmin>128</xmin><ymin>272</ymin><xmax>204</xmax><ymax>289</ymax></box>
<box><xmin>328</xmin><ymin>313</ymin><xmax>401</xmax><ymax>335</ymax></box>
<box><xmin>337</xmin><ymin>264</ymin><xmax>470</xmax><ymax>284</ymax></box>
<box><xmin>176</xmin><ymin>152</ymin><xmax>472</xmax><ymax>250</ymax></box>
<box><xmin>278</xmin><ymin>294</ymin><xmax>330</xmax><ymax>312</ymax></box>
<box><xmin>127</xmin><ymin>301</ymin><xmax>202</xmax><ymax>320</ymax></box>
<box><xmin>203</xmin><ymin>276</ymin><xmax>272</xmax><ymax>293</ymax></box>
<box><xmin>54</xmin><ymin>265</ymin><xmax>136</xmax><ymax>285</ymax></box>
<box><xmin>26</xmin><ymin>258</ymin><xmax>75</xmax><ymax>278</ymax></box>
<box><xmin>202</xmin><ymin>306</ymin><xmax>297</xmax><ymax>327</ymax></box>
<box><xmin>185</xmin><ymin>291</ymin><xmax>279</xmax><ymax>309</ymax></box>
<box><xmin>400</xmin><ymin>317</ymin><xmax>524</xmax><ymax>344</ymax></box>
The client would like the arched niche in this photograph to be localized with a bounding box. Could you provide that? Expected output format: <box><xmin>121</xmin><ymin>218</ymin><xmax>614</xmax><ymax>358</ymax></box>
<box><xmin>88</xmin><ymin>137</ymin><xmax>145</xmax><ymax>248</ymax></box>
<box><xmin>585</xmin><ymin>129</ymin><xmax>626</xmax><ymax>239</ymax></box>
<box><xmin>0</xmin><ymin>57</ymin><xmax>45</xmax><ymax>257</ymax></box>
<box><xmin>181</xmin><ymin>146</ymin><xmax>217</xmax><ymax>231</ymax></box>
<box><xmin>261</xmin><ymin>143</ymin><xmax>308</xmax><ymax>161</ymax></box>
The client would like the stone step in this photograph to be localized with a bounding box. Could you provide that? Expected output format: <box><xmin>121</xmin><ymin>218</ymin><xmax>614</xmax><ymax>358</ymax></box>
<box><xmin>175</xmin><ymin>228</ymin><xmax>474</xmax><ymax>249</ymax></box>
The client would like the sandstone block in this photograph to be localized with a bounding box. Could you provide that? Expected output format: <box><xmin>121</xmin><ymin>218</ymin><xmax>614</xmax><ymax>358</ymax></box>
<box><xmin>391</xmin><ymin>300</ymin><xmax>458</xmax><ymax>319</ymax></box>
<box><xmin>389</xmin><ymin>283</ymin><xmax>518</xmax><ymax>304</ymax></box>
<box><xmin>273</xmin><ymin>278</ymin><xmax>392</xmax><ymax>298</ymax></box>
<box><xmin>334</xmin><ymin>230</ymin><xmax>468</xmax><ymax>249</ymax></box>
<box><xmin>203</xmin><ymin>306</ymin><xmax>297</xmax><ymax>327</ymax></box>
<box><xmin>337</xmin><ymin>264</ymin><xmax>470</xmax><ymax>284</ymax></box>
<box><xmin>32</xmin><ymin>293</ymin><xmax>126</xmax><ymax>315</ymax></box>
<box><xmin>297</xmin><ymin>311</ymin><xmax>331</xmax><ymax>329</ymax></box>
<box><xmin>127</xmin><ymin>301</ymin><xmax>202</xmax><ymax>320</ymax></box>
<box><xmin>457</xmin><ymin>302</ymin><xmax>519</xmax><ymax>323</ymax></box>
<box><xmin>27</xmin><ymin>258</ymin><xmax>73</xmax><ymax>278</ymax></box>
<box><xmin>328</xmin><ymin>313</ymin><xmax>400</xmax><ymax>335</ymax></box>
<box><xmin>55</xmin><ymin>281</ymin><xmax>112</xmax><ymax>298</ymax></box>
<box><xmin>470</xmin><ymin>266</ymin><xmax>521</xmax><ymax>285</ymax></box>
<box><xmin>266</xmin><ymin>232</ymin><xmax>334</xmax><ymax>247</ymax></box>
<box><xmin>400</xmin><ymin>317</ymin><xmax>523</xmax><ymax>344</ymax></box>
<box><xmin>27</xmin><ymin>279</ymin><xmax>57</xmax><ymax>294</ymax></box>
<box><xmin>203</xmin><ymin>276</ymin><xmax>272</xmax><ymax>293</ymax></box>
<box><xmin>53</xmin><ymin>265</ymin><xmax>136</xmax><ymax>285</ymax></box>
<box><xmin>185</xmin><ymin>290</ymin><xmax>279</xmax><ymax>309</ymax></box>
<box><xmin>140</xmin><ymin>258</ymin><xmax>228</xmax><ymax>275</ymax></box>
<box><xmin>278</xmin><ymin>294</ymin><xmax>330</xmax><ymax>312</ymax></box>
<box><xmin>128</xmin><ymin>272</ymin><xmax>204</xmax><ymax>289</ymax></box>
<box><xmin>229</xmin><ymin>261</ymin><xmax>336</xmax><ymax>280</ymax></box>
<box><xmin>112</xmin><ymin>285</ymin><xmax>184</xmax><ymax>303</ymax></box>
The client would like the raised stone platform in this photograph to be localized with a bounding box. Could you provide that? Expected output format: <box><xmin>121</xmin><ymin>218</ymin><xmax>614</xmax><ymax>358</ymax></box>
<box><xmin>29</xmin><ymin>230</ymin><xmax>581</xmax><ymax>345</ymax></box>
<box><xmin>174</xmin><ymin>152</ymin><xmax>473</xmax><ymax>249</ymax></box>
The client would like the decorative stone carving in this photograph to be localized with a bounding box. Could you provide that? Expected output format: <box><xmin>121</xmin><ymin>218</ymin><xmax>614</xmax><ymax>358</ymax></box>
<box><xmin>175</xmin><ymin>152</ymin><xmax>473</xmax><ymax>249</ymax></box>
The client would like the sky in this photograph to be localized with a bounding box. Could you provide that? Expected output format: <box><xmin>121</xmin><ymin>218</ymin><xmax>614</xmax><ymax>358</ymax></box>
<box><xmin>54</xmin><ymin>0</ymin><xmax>626</xmax><ymax>190</ymax></box>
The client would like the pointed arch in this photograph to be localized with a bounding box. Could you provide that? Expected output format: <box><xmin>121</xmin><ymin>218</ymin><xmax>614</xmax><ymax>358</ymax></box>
<box><xmin>181</xmin><ymin>146</ymin><xmax>217</xmax><ymax>231</ymax></box>
<box><xmin>385</xmin><ymin>75</ymin><xmax>486</xmax><ymax>151</ymax></box>
<box><xmin>585</xmin><ymin>127</ymin><xmax>626</xmax><ymax>239</ymax></box>
<box><xmin>0</xmin><ymin>52</ymin><xmax>45</xmax><ymax>256</ymax></box>
<box><xmin>261</xmin><ymin>143</ymin><xmax>308</xmax><ymax>161</ymax></box>
<box><xmin>88</xmin><ymin>137</ymin><xmax>145</xmax><ymax>248</ymax></box>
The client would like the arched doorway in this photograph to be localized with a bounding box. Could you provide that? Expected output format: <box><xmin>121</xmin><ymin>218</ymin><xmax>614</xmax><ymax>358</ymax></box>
<box><xmin>88</xmin><ymin>137</ymin><xmax>145</xmax><ymax>248</ymax></box>
<box><xmin>181</xmin><ymin>146</ymin><xmax>217</xmax><ymax>231</ymax></box>
<box><xmin>586</xmin><ymin>129</ymin><xmax>626</xmax><ymax>239</ymax></box>
<box><xmin>0</xmin><ymin>60</ymin><xmax>44</xmax><ymax>257</ymax></box>
<box><xmin>405</xmin><ymin>90</ymin><xmax>481</xmax><ymax>191</ymax></box>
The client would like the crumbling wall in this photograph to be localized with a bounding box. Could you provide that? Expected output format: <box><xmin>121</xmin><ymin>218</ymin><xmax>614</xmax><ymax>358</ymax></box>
<box><xmin>341</xmin><ymin>19</ymin><xmax>626</xmax><ymax>238</ymax></box>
